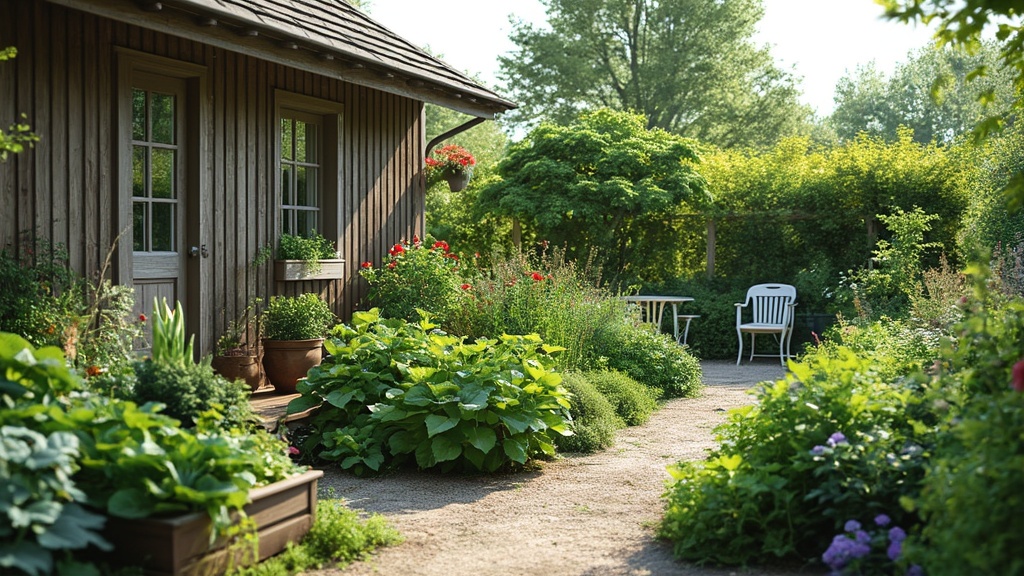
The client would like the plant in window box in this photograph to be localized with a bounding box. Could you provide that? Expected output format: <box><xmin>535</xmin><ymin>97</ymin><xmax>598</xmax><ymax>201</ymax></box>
<box><xmin>425</xmin><ymin>144</ymin><xmax>475</xmax><ymax>191</ymax></box>
<box><xmin>261</xmin><ymin>293</ymin><xmax>335</xmax><ymax>394</ymax></box>
<box><xmin>274</xmin><ymin>231</ymin><xmax>345</xmax><ymax>281</ymax></box>
<box><xmin>211</xmin><ymin>298</ymin><xmax>264</xmax><ymax>392</ymax></box>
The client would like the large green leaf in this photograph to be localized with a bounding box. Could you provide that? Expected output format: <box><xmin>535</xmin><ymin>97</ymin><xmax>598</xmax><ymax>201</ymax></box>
<box><xmin>325</xmin><ymin>388</ymin><xmax>356</xmax><ymax>409</ymax></box>
<box><xmin>107</xmin><ymin>488</ymin><xmax>154</xmax><ymax>519</ymax></box>
<box><xmin>431</xmin><ymin>435</ymin><xmax>462</xmax><ymax>463</ymax></box>
<box><xmin>498</xmin><ymin>411</ymin><xmax>532</xmax><ymax>434</ymax></box>
<box><xmin>0</xmin><ymin>541</ymin><xmax>51</xmax><ymax>576</ymax></box>
<box><xmin>502</xmin><ymin>436</ymin><xmax>528</xmax><ymax>464</ymax></box>
<box><xmin>286</xmin><ymin>394</ymin><xmax>321</xmax><ymax>414</ymax></box>
<box><xmin>35</xmin><ymin>503</ymin><xmax>110</xmax><ymax>551</ymax></box>
<box><xmin>425</xmin><ymin>414</ymin><xmax>458</xmax><ymax>438</ymax></box>
<box><xmin>464</xmin><ymin>426</ymin><xmax>497</xmax><ymax>454</ymax></box>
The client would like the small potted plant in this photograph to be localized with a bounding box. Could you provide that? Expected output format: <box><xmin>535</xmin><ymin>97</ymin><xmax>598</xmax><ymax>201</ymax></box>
<box><xmin>425</xmin><ymin>144</ymin><xmax>475</xmax><ymax>191</ymax></box>
<box><xmin>261</xmin><ymin>293</ymin><xmax>335</xmax><ymax>394</ymax></box>
<box><xmin>210</xmin><ymin>298</ymin><xmax>263</xmax><ymax>392</ymax></box>
<box><xmin>274</xmin><ymin>230</ymin><xmax>345</xmax><ymax>281</ymax></box>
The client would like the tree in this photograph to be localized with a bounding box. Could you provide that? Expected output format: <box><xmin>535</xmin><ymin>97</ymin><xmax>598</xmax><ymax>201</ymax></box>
<box><xmin>478</xmin><ymin>108</ymin><xmax>710</xmax><ymax>282</ymax></box>
<box><xmin>0</xmin><ymin>47</ymin><xmax>37</xmax><ymax>162</ymax></box>
<box><xmin>498</xmin><ymin>0</ymin><xmax>810</xmax><ymax>149</ymax></box>
<box><xmin>830</xmin><ymin>43</ymin><xmax>1017</xmax><ymax>144</ymax></box>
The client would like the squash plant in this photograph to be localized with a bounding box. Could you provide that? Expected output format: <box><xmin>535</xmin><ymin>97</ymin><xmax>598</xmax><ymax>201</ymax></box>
<box><xmin>287</xmin><ymin>309</ymin><xmax>572</xmax><ymax>474</ymax></box>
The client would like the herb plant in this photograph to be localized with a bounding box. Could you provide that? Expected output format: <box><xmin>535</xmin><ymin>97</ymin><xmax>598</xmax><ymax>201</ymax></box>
<box><xmin>554</xmin><ymin>371</ymin><xmax>621</xmax><ymax>453</ymax></box>
<box><xmin>262</xmin><ymin>294</ymin><xmax>334</xmax><ymax>341</ymax></box>
<box><xmin>287</xmin><ymin>309</ymin><xmax>572</xmax><ymax>474</ymax></box>
<box><xmin>277</xmin><ymin>231</ymin><xmax>337</xmax><ymax>274</ymax></box>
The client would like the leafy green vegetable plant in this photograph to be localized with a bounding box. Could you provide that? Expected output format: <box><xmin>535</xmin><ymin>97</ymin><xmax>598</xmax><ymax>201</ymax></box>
<box><xmin>262</xmin><ymin>294</ymin><xmax>334</xmax><ymax>341</ymax></box>
<box><xmin>287</xmin><ymin>309</ymin><xmax>572</xmax><ymax>474</ymax></box>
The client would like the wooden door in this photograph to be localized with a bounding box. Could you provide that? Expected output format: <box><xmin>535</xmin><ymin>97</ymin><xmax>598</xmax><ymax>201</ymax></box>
<box><xmin>129</xmin><ymin>74</ymin><xmax>189</xmax><ymax>336</ymax></box>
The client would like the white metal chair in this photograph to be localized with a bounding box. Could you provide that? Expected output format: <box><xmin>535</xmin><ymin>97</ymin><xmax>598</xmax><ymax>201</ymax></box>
<box><xmin>735</xmin><ymin>283</ymin><xmax>797</xmax><ymax>365</ymax></box>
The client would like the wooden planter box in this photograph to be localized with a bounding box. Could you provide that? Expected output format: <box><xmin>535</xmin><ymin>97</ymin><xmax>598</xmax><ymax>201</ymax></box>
<box><xmin>274</xmin><ymin>259</ymin><xmax>345</xmax><ymax>282</ymax></box>
<box><xmin>102</xmin><ymin>469</ymin><xmax>324</xmax><ymax>576</ymax></box>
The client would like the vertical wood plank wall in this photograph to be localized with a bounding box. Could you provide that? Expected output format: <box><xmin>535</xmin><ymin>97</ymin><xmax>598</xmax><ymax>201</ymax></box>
<box><xmin>0</xmin><ymin>1</ymin><xmax>426</xmax><ymax>353</ymax></box>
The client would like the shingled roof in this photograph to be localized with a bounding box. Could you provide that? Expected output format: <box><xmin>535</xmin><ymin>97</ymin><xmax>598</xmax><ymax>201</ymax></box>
<box><xmin>49</xmin><ymin>0</ymin><xmax>517</xmax><ymax>118</ymax></box>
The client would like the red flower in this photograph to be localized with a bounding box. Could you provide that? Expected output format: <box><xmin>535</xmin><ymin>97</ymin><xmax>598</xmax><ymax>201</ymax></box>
<box><xmin>1013</xmin><ymin>360</ymin><xmax>1024</xmax><ymax>392</ymax></box>
<box><xmin>139</xmin><ymin>314</ymin><xmax>147</xmax><ymax>322</ymax></box>
<box><xmin>432</xmin><ymin>240</ymin><xmax>450</xmax><ymax>252</ymax></box>
<box><xmin>447</xmin><ymin>253</ymin><xmax>459</xmax><ymax>260</ymax></box>
<box><xmin>413</xmin><ymin>234</ymin><xmax>421</xmax><ymax>246</ymax></box>
<box><xmin>388</xmin><ymin>261</ymin><xmax>397</xmax><ymax>269</ymax></box>
<box><xmin>389</xmin><ymin>243</ymin><xmax>405</xmax><ymax>256</ymax></box>
<box><xmin>85</xmin><ymin>365</ymin><xmax>102</xmax><ymax>377</ymax></box>
<box><xmin>530</xmin><ymin>271</ymin><xmax>544</xmax><ymax>282</ymax></box>
<box><xmin>361</xmin><ymin>261</ymin><xmax>372</xmax><ymax>269</ymax></box>
<box><xmin>460</xmin><ymin>283</ymin><xmax>472</xmax><ymax>291</ymax></box>
<box><xmin>288</xmin><ymin>446</ymin><xmax>300</xmax><ymax>456</ymax></box>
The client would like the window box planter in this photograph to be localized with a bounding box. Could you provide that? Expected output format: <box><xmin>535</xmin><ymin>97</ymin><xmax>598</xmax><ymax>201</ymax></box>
<box><xmin>101</xmin><ymin>469</ymin><xmax>324</xmax><ymax>576</ymax></box>
<box><xmin>274</xmin><ymin>259</ymin><xmax>345</xmax><ymax>282</ymax></box>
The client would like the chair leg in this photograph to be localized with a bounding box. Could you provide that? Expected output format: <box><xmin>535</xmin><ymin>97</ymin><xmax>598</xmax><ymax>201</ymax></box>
<box><xmin>736</xmin><ymin>329</ymin><xmax>743</xmax><ymax>365</ymax></box>
<box><xmin>749</xmin><ymin>334</ymin><xmax>756</xmax><ymax>361</ymax></box>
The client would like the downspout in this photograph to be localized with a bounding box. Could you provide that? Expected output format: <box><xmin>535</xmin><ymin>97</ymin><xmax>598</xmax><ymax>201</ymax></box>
<box><xmin>425</xmin><ymin>116</ymin><xmax>487</xmax><ymax>156</ymax></box>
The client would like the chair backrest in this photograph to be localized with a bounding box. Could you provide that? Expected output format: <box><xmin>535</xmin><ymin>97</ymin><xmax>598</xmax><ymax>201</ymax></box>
<box><xmin>743</xmin><ymin>283</ymin><xmax>797</xmax><ymax>326</ymax></box>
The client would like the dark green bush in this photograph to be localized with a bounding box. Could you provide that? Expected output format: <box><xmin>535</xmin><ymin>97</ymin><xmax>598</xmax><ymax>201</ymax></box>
<box><xmin>131</xmin><ymin>360</ymin><xmax>253</xmax><ymax>429</ymax></box>
<box><xmin>589</xmin><ymin>321</ymin><xmax>702</xmax><ymax>398</ymax></box>
<box><xmin>583</xmin><ymin>369</ymin><xmax>659</xmax><ymax>426</ymax></box>
<box><xmin>288</xmin><ymin>309</ymin><xmax>572</xmax><ymax>474</ymax></box>
<box><xmin>555</xmin><ymin>371</ymin><xmax>622</xmax><ymax>453</ymax></box>
<box><xmin>659</xmin><ymin>346</ymin><xmax>934</xmax><ymax>565</ymax></box>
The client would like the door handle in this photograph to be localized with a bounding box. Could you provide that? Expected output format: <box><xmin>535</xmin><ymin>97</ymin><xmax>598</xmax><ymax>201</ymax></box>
<box><xmin>189</xmin><ymin>245</ymin><xmax>210</xmax><ymax>258</ymax></box>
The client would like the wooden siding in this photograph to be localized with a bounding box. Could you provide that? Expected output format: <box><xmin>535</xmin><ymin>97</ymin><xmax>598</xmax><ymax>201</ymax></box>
<box><xmin>0</xmin><ymin>0</ymin><xmax>426</xmax><ymax>353</ymax></box>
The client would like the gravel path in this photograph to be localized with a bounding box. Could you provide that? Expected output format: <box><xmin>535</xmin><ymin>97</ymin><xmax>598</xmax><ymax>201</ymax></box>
<box><xmin>306</xmin><ymin>360</ymin><xmax>802</xmax><ymax>576</ymax></box>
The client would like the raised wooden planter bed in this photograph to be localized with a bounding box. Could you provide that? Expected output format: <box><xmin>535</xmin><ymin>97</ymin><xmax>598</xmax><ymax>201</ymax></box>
<box><xmin>102</xmin><ymin>469</ymin><xmax>323</xmax><ymax>576</ymax></box>
<box><xmin>274</xmin><ymin>259</ymin><xmax>345</xmax><ymax>282</ymax></box>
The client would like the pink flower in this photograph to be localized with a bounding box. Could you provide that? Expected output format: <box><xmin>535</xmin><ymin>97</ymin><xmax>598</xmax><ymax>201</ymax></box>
<box><xmin>288</xmin><ymin>446</ymin><xmax>300</xmax><ymax>456</ymax></box>
<box><xmin>1013</xmin><ymin>360</ymin><xmax>1024</xmax><ymax>392</ymax></box>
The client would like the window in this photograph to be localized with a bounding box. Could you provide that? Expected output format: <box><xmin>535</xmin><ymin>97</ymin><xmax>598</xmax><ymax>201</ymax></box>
<box><xmin>279</xmin><ymin>112</ymin><xmax>322</xmax><ymax>236</ymax></box>
<box><xmin>132</xmin><ymin>86</ymin><xmax>182</xmax><ymax>252</ymax></box>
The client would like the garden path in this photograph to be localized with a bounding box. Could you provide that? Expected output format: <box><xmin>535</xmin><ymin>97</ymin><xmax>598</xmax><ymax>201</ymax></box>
<box><xmin>306</xmin><ymin>360</ymin><xmax>808</xmax><ymax>576</ymax></box>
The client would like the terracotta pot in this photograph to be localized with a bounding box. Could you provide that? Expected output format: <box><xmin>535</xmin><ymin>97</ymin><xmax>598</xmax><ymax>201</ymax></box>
<box><xmin>210</xmin><ymin>354</ymin><xmax>262</xmax><ymax>392</ymax></box>
<box><xmin>101</xmin><ymin>469</ymin><xmax>323</xmax><ymax>576</ymax></box>
<box><xmin>444</xmin><ymin>170</ymin><xmax>471</xmax><ymax>192</ymax></box>
<box><xmin>261</xmin><ymin>338</ymin><xmax>324</xmax><ymax>394</ymax></box>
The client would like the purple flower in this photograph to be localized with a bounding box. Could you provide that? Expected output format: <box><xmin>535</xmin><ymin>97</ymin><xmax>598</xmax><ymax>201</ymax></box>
<box><xmin>844</xmin><ymin>519</ymin><xmax>862</xmax><ymax>532</ymax></box>
<box><xmin>811</xmin><ymin>445</ymin><xmax>827</xmax><ymax>456</ymax></box>
<box><xmin>854</xmin><ymin>530</ymin><xmax>871</xmax><ymax>544</ymax></box>
<box><xmin>874</xmin><ymin>514</ymin><xmax>891</xmax><ymax>527</ymax></box>
<box><xmin>887</xmin><ymin>539</ymin><xmax>903</xmax><ymax>561</ymax></box>
<box><xmin>827</xmin><ymin>432</ymin><xmax>848</xmax><ymax>447</ymax></box>
<box><xmin>907</xmin><ymin>564</ymin><xmax>924</xmax><ymax>576</ymax></box>
<box><xmin>889</xmin><ymin>526</ymin><xmax>907</xmax><ymax>543</ymax></box>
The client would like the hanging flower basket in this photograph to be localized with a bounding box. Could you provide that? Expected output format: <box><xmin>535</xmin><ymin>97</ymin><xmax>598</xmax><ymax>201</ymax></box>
<box><xmin>426</xmin><ymin>144</ymin><xmax>475</xmax><ymax>192</ymax></box>
<box><xmin>443</xmin><ymin>170</ymin><xmax>472</xmax><ymax>192</ymax></box>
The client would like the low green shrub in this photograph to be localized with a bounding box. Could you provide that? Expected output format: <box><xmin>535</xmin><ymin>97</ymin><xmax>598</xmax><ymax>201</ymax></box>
<box><xmin>659</xmin><ymin>347</ymin><xmax>932</xmax><ymax>565</ymax></box>
<box><xmin>583</xmin><ymin>369</ymin><xmax>659</xmax><ymax>426</ymax></box>
<box><xmin>555</xmin><ymin>372</ymin><xmax>622</xmax><ymax>453</ymax></box>
<box><xmin>262</xmin><ymin>294</ymin><xmax>335</xmax><ymax>341</ymax></box>
<box><xmin>589</xmin><ymin>321</ymin><xmax>702</xmax><ymax>398</ymax></box>
<box><xmin>228</xmin><ymin>500</ymin><xmax>402</xmax><ymax>576</ymax></box>
<box><xmin>288</xmin><ymin>309</ymin><xmax>572</xmax><ymax>474</ymax></box>
<box><xmin>132</xmin><ymin>360</ymin><xmax>253</xmax><ymax>429</ymax></box>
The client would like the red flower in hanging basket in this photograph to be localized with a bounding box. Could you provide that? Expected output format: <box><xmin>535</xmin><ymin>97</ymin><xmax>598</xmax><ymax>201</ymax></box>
<box><xmin>425</xmin><ymin>144</ymin><xmax>476</xmax><ymax>176</ymax></box>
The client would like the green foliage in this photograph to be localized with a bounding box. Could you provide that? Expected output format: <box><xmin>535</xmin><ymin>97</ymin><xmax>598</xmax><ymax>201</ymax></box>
<box><xmin>227</xmin><ymin>499</ymin><xmax>401</xmax><ymax>576</ymax></box>
<box><xmin>478</xmin><ymin>109</ymin><xmax>710</xmax><ymax>282</ymax></box>
<box><xmin>150</xmin><ymin>298</ymin><xmax>194</xmax><ymax>367</ymax></box>
<box><xmin>0</xmin><ymin>333</ymin><xmax>304</xmax><ymax>573</ymax></box>
<box><xmin>131</xmin><ymin>360</ymin><xmax>253</xmax><ymax>429</ymax></box>
<box><xmin>277</xmin><ymin>231</ymin><xmax>337</xmax><ymax>261</ymax></box>
<box><xmin>958</xmin><ymin>124</ymin><xmax>1024</xmax><ymax>256</ymax></box>
<box><xmin>830</xmin><ymin>42</ymin><xmax>1018</xmax><ymax>144</ymax></box>
<box><xmin>583</xmin><ymin>370</ymin><xmax>659</xmax><ymax>426</ymax></box>
<box><xmin>588</xmin><ymin>321</ymin><xmax>702</xmax><ymax>398</ymax></box>
<box><xmin>262</xmin><ymin>294</ymin><xmax>334</xmax><ymax>341</ymax></box>
<box><xmin>554</xmin><ymin>372</ymin><xmax>622</xmax><ymax>453</ymax></box>
<box><xmin>288</xmin><ymin>309</ymin><xmax>572</xmax><ymax>474</ymax></box>
<box><xmin>498</xmin><ymin>0</ymin><xmax>811</xmax><ymax>148</ymax></box>
<box><xmin>360</xmin><ymin>237</ymin><xmax>466</xmax><ymax>328</ymax></box>
<box><xmin>451</xmin><ymin>246</ymin><xmax>620</xmax><ymax>371</ymax></box>
<box><xmin>659</xmin><ymin>346</ymin><xmax>934</xmax><ymax>565</ymax></box>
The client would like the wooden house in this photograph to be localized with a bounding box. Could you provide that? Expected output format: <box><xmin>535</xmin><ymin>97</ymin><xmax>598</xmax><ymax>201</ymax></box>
<box><xmin>0</xmin><ymin>0</ymin><xmax>514</xmax><ymax>354</ymax></box>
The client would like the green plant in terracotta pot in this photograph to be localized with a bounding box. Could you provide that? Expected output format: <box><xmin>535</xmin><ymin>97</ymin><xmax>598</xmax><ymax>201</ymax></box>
<box><xmin>211</xmin><ymin>298</ymin><xmax>264</xmax><ymax>392</ymax></box>
<box><xmin>261</xmin><ymin>293</ymin><xmax>334</xmax><ymax>394</ymax></box>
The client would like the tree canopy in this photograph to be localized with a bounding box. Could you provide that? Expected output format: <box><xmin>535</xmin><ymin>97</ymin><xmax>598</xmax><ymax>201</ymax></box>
<box><xmin>478</xmin><ymin>108</ymin><xmax>710</xmax><ymax>282</ymax></box>
<box><xmin>497</xmin><ymin>0</ymin><xmax>810</xmax><ymax>149</ymax></box>
<box><xmin>829</xmin><ymin>42</ymin><xmax>1017</xmax><ymax>144</ymax></box>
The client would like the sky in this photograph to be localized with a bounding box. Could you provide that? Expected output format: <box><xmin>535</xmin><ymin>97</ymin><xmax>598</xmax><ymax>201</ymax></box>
<box><xmin>368</xmin><ymin>0</ymin><xmax>938</xmax><ymax>117</ymax></box>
